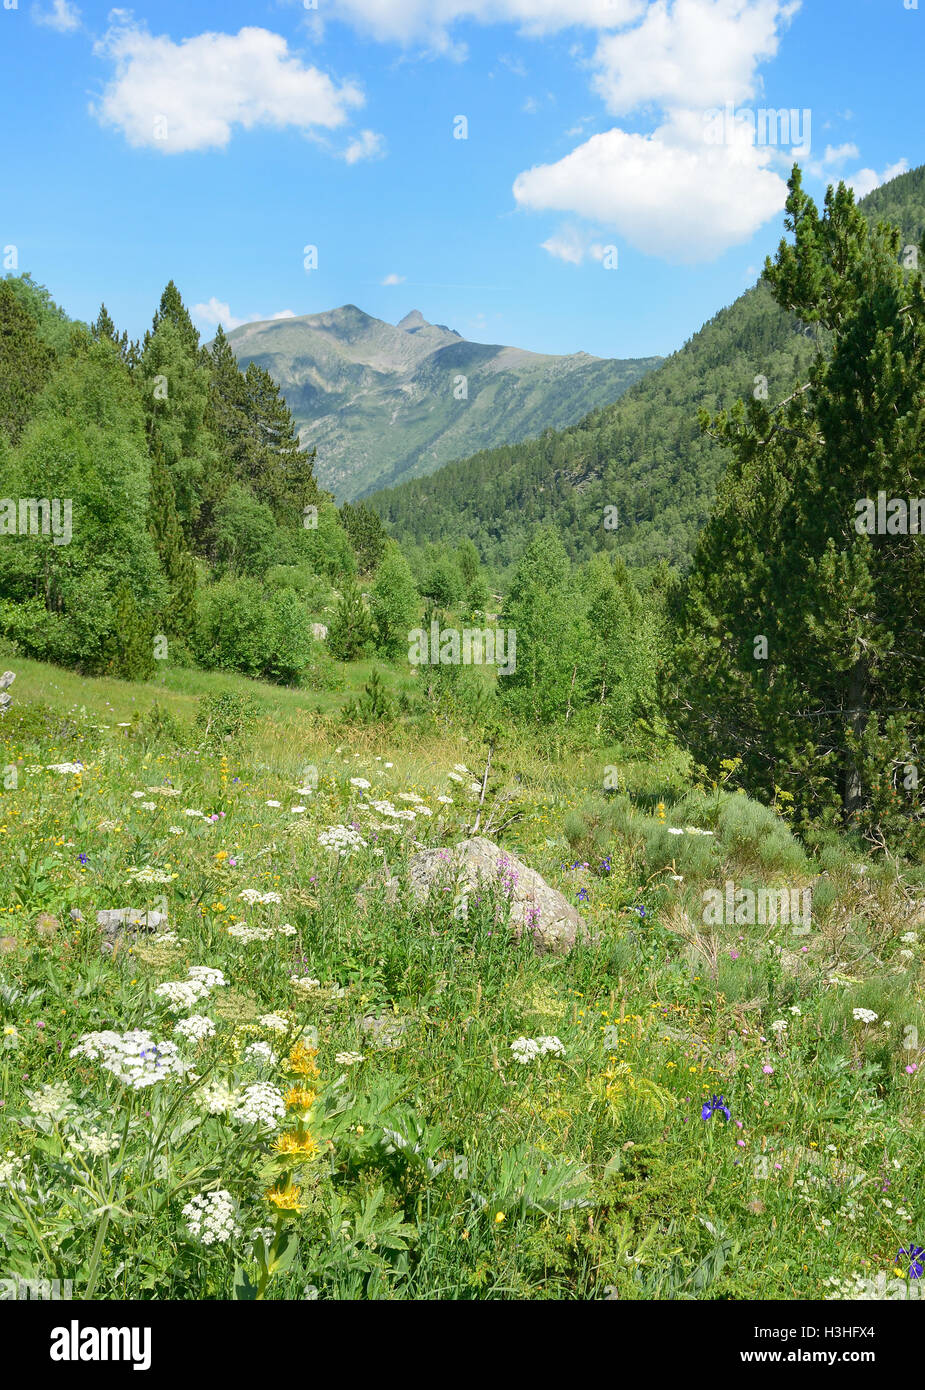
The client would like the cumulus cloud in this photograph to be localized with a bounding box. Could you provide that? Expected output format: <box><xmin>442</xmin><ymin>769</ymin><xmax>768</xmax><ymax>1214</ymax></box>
<box><xmin>327</xmin><ymin>0</ymin><xmax>644</xmax><ymax>49</ymax></box>
<box><xmin>843</xmin><ymin>159</ymin><xmax>909</xmax><ymax>200</ymax></box>
<box><xmin>381</xmin><ymin>273</ymin><xmax>406</xmax><ymax>285</ymax></box>
<box><xmin>343</xmin><ymin>129</ymin><xmax>386</xmax><ymax>163</ymax></box>
<box><xmin>194</xmin><ymin>299</ymin><xmax>296</xmax><ymax>330</ymax></box>
<box><xmin>91</xmin><ymin>19</ymin><xmax>364</xmax><ymax>153</ymax></box>
<box><xmin>514</xmin><ymin>0</ymin><xmax>806</xmax><ymax>262</ymax></box>
<box><xmin>32</xmin><ymin>0</ymin><xmax>80</xmax><ymax>30</ymax></box>
<box><xmin>590</xmin><ymin>0</ymin><xmax>799</xmax><ymax>114</ymax></box>
<box><xmin>518</xmin><ymin>111</ymin><xmax>788</xmax><ymax>263</ymax></box>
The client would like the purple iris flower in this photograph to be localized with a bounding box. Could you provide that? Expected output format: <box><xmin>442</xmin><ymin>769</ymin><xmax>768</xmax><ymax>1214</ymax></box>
<box><xmin>702</xmin><ymin>1094</ymin><xmax>731</xmax><ymax>1122</ymax></box>
<box><xmin>899</xmin><ymin>1246</ymin><xmax>924</xmax><ymax>1279</ymax></box>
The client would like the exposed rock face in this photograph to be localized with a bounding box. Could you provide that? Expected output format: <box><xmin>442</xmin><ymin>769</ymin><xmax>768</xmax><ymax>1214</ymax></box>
<box><xmin>407</xmin><ymin>836</ymin><xmax>587</xmax><ymax>955</ymax></box>
<box><xmin>0</xmin><ymin>670</ymin><xmax>14</xmax><ymax>715</ymax></box>
<box><xmin>311</xmin><ymin>623</ymin><xmax>328</xmax><ymax>640</ymax></box>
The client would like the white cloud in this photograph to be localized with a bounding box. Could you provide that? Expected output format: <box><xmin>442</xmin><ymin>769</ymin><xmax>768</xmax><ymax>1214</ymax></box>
<box><xmin>343</xmin><ymin>129</ymin><xmax>386</xmax><ymax>163</ymax></box>
<box><xmin>327</xmin><ymin>0</ymin><xmax>644</xmax><ymax>49</ymax></box>
<box><xmin>514</xmin><ymin>0</ymin><xmax>803</xmax><ymax>262</ymax></box>
<box><xmin>541</xmin><ymin>225</ymin><xmax>610</xmax><ymax>264</ymax></box>
<box><xmin>516</xmin><ymin>113</ymin><xmax>788</xmax><ymax>263</ymax></box>
<box><xmin>590</xmin><ymin>0</ymin><xmax>799</xmax><ymax>114</ymax></box>
<box><xmin>91</xmin><ymin>19</ymin><xmax>364</xmax><ymax>153</ymax></box>
<box><xmin>844</xmin><ymin>159</ymin><xmax>909</xmax><ymax>200</ymax></box>
<box><xmin>381</xmin><ymin>273</ymin><xmax>406</xmax><ymax>285</ymax></box>
<box><xmin>194</xmin><ymin>299</ymin><xmax>296</xmax><ymax>330</ymax></box>
<box><xmin>32</xmin><ymin>0</ymin><xmax>80</xmax><ymax>31</ymax></box>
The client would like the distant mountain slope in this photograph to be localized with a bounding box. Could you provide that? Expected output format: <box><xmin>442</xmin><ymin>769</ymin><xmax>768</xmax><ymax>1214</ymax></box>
<box><xmin>223</xmin><ymin>305</ymin><xmax>661</xmax><ymax>502</ymax></box>
<box><xmin>368</xmin><ymin>165</ymin><xmax>925</xmax><ymax>577</ymax></box>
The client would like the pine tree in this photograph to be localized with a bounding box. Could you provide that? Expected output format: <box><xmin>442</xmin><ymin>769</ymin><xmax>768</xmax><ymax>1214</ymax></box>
<box><xmin>326</xmin><ymin>577</ymin><xmax>376</xmax><ymax>661</ymax></box>
<box><xmin>664</xmin><ymin>167</ymin><xmax>925</xmax><ymax>835</ymax></box>
<box><xmin>148</xmin><ymin>444</ymin><xmax>197</xmax><ymax>636</ymax></box>
<box><xmin>0</xmin><ymin>279</ymin><xmax>54</xmax><ymax>443</ymax></box>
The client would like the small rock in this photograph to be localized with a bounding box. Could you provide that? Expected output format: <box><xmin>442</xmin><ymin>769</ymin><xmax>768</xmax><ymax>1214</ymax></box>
<box><xmin>311</xmin><ymin>623</ymin><xmax>328</xmax><ymax>641</ymax></box>
<box><xmin>96</xmin><ymin>908</ymin><xmax>167</xmax><ymax>937</ymax></box>
<box><xmin>69</xmin><ymin>908</ymin><xmax>84</xmax><ymax>923</ymax></box>
<box><xmin>408</xmin><ymin>836</ymin><xmax>588</xmax><ymax>955</ymax></box>
<box><xmin>358</xmin><ymin>1014</ymin><xmax>408</xmax><ymax>1049</ymax></box>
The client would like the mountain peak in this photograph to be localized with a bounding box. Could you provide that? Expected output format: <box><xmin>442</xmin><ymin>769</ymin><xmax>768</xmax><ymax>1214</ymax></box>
<box><xmin>397</xmin><ymin>309</ymin><xmax>429</xmax><ymax>331</ymax></box>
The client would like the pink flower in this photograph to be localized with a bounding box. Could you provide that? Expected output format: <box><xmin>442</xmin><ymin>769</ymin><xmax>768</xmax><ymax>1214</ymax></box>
<box><xmin>762</xmin><ymin>1065</ymin><xmax>773</xmax><ymax>1074</ymax></box>
<box><xmin>736</xmin><ymin>1139</ymin><xmax>746</xmax><ymax>1148</ymax></box>
<box><xmin>905</xmin><ymin>1064</ymin><xmax>918</xmax><ymax>1074</ymax></box>
<box><xmin>730</xmin><ymin>950</ymin><xmax>739</xmax><ymax>960</ymax></box>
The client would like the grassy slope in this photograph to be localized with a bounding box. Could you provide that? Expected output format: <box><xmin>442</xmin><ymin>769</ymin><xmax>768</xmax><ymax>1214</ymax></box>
<box><xmin>0</xmin><ymin>658</ymin><xmax>922</xmax><ymax>1299</ymax></box>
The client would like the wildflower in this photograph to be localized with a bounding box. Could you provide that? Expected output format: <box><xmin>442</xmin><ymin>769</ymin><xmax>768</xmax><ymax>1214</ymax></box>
<box><xmin>291</xmin><ymin>975</ymin><xmax>321</xmax><ymax>991</ymax></box>
<box><xmin>899</xmin><ymin>1246</ymin><xmax>925</xmax><ymax>1279</ymax></box>
<box><xmin>231</xmin><ymin>1083</ymin><xmax>286</xmax><ymax>1129</ymax></box>
<box><xmin>2</xmin><ymin>1025</ymin><xmax>19</xmax><ymax>1051</ymax></box>
<box><xmin>701</xmin><ymin>1094</ymin><xmax>731</xmax><ymax>1121</ymax></box>
<box><xmin>273</xmin><ymin>1130</ymin><xmax>320</xmax><ymax>1159</ymax></box>
<box><xmin>194</xmin><ymin>1079</ymin><xmax>240</xmax><ymax>1115</ymax></box>
<box><xmin>265</xmin><ymin>1184</ymin><xmax>304</xmax><ymax>1211</ymax></box>
<box><xmin>182</xmin><ymin>1190</ymin><xmax>241</xmax><ymax>1246</ymax></box>
<box><xmin>25</xmin><ymin>1081</ymin><xmax>75</xmax><ymax>1120</ymax></box>
<box><xmin>266</xmin><ymin>800</ymin><xmax>282</xmax><ymax>808</ymax></box>
<box><xmin>334</xmin><ymin>1051</ymin><xmax>364</xmax><ymax>1066</ymax></box>
<box><xmin>259</xmin><ymin>1013</ymin><xmax>290</xmax><ymax>1033</ymax></box>
<box><xmin>244</xmin><ymin>1040</ymin><xmax>278</xmax><ymax>1067</ymax></box>
<box><xmin>70</xmin><ymin>1029</ymin><xmax>189</xmax><ymax>1088</ymax></box>
<box><xmin>287</xmin><ymin>1041</ymin><xmax>320</xmax><ymax>1077</ymax></box>
<box><xmin>905</xmin><ymin>1064</ymin><xmax>918</xmax><ymax>1074</ymax></box>
<box><xmin>495</xmin><ymin>1212</ymin><xmax>506</xmax><ymax>1223</ymax></box>
<box><xmin>318</xmin><ymin>825</ymin><xmax>368</xmax><ymax>855</ymax></box>
<box><xmin>852</xmin><ymin>1008</ymin><xmax>878</xmax><ymax>1025</ymax></box>
<box><xmin>174</xmin><ymin>1015</ymin><xmax>216</xmax><ymax>1041</ymax></box>
<box><xmin>789</xmin><ymin>1005</ymin><xmax>802</xmax><ymax>1015</ymax></box>
<box><xmin>770</xmin><ymin>1020</ymin><xmax>787</xmax><ymax>1033</ymax></box>
<box><xmin>284</xmin><ymin>1085</ymin><xmax>318</xmax><ymax>1110</ymax></box>
<box><xmin>762</xmin><ymin>1065</ymin><xmax>774</xmax><ymax>1075</ymax></box>
<box><xmin>350</xmin><ymin>778</ymin><xmax>371</xmax><ymax>789</ymax></box>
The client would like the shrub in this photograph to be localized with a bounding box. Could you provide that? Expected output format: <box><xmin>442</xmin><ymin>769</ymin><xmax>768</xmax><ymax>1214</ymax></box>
<box><xmin>194</xmin><ymin>691</ymin><xmax>260</xmax><ymax>747</ymax></box>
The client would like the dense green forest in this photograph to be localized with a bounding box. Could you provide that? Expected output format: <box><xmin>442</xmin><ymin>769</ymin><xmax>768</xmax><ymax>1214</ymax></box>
<box><xmin>369</xmin><ymin>165</ymin><xmax>925</xmax><ymax>582</ymax></box>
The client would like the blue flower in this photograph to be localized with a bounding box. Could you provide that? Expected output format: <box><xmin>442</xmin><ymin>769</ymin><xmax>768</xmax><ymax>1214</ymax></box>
<box><xmin>577</xmin><ymin>888</ymin><xmax>589</xmax><ymax>903</ymax></box>
<box><xmin>702</xmin><ymin>1094</ymin><xmax>731</xmax><ymax>1122</ymax></box>
<box><xmin>899</xmin><ymin>1246</ymin><xmax>924</xmax><ymax>1279</ymax></box>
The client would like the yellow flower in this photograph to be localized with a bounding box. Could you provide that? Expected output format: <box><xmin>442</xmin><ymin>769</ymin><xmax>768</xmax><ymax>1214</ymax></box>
<box><xmin>287</xmin><ymin>1041</ymin><xmax>320</xmax><ymax>1077</ymax></box>
<box><xmin>284</xmin><ymin>1085</ymin><xmax>317</xmax><ymax>1111</ymax></box>
<box><xmin>494</xmin><ymin>1212</ymin><xmax>506</xmax><ymax>1224</ymax></box>
<box><xmin>273</xmin><ymin>1130</ymin><xmax>320</xmax><ymax>1159</ymax></box>
<box><xmin>265</xmin><ymin>1184</ymin><xmax>305</xmax><ymax>1211</ymax></box>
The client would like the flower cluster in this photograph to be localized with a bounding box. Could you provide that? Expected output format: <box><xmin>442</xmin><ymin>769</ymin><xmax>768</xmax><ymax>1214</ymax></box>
<box><xmin>182</xmin><ymin>1189</ymin><xmax>242</xmax><ymax>1246</ymax></box>
<box><xmin>510</xmin><ymin>1035</ymin><xmax>565</xmax><ymax>1065</ymax></box>
<box><xmin>70</xmin><ymin>1029</ymin><xmax>190</xmax><ymax>1088</ymax></box>
<box><xmin>317</xmin><ymin>825</ymin><xmax>368</xmax><ymax>854</ymax></box>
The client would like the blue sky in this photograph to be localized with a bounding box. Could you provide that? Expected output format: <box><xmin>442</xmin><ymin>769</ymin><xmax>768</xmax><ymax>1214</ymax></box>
<box><xmin>1</xmin><ymin>0</ymin><xmax>920</xmax><ymax>360</ymax></box>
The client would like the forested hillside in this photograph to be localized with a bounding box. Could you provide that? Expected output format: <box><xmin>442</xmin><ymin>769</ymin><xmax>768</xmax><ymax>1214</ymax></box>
<box><xmin>370</xmin><ymin>165</ymin><xmax>925</xmax><ymax>579</ymax></box>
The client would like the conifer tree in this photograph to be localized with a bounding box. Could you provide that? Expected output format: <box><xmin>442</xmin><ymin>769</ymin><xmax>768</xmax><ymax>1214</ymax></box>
<box><xmin>148</xmin><ymin>444</ymin><xmax>197</xmax><ymax>635</ymax></box>
<box><xmin>0</xmin><ymin>279</ymin><xmax>54</xmax><ymax>443</ymax></box>
<box><xmin>664</xmin><ymin>168</ymin><xmax>925</xmax><ymax>834</ymax></box>
<box><xmin>326</xmin><ymin>577</ymin><xmax>376</xmax><ymax>661</ymax></box>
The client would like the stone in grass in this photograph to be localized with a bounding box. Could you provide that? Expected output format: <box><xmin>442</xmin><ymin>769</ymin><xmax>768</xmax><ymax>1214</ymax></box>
<box><xmin>96</xmin><ymin>908</ymin><xmax>168</xmax><ymax>938</ymax></box>
<box><xmin>358</xmin><ymin>1013</ymin><xmax>408</xmax><ymax>1050</ymax></box>
<box><xmin>408</xmin><ymin>835</ymin><xmax>588</xmax><ymax>956</ymax></box>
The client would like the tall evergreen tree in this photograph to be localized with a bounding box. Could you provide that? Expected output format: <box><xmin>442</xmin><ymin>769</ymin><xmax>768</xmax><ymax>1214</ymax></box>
<box><xmin>0</xmin><ymin>279</ymin><xmax>54</xmax><ymax>444</ymax></box>
<box><xmin>664</xmin><ymin>168</ymin><xmax>925</xmax><ymax>836</ymax></box>
<box><xmin>148</xmin><ymin>444</ymin><xmax>197</xmax><ymax>636</ymax></box>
